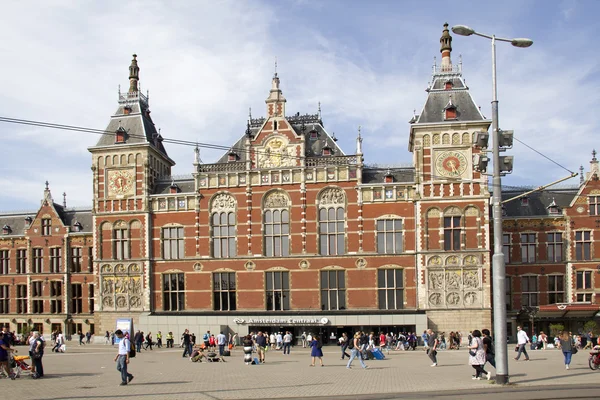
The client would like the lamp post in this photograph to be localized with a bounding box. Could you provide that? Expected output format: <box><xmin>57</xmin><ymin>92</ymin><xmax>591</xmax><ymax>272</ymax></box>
<box><xmin>452</xmin><ymin>24</ymin><xmax>532</xmax><ymax>385</ymax></box>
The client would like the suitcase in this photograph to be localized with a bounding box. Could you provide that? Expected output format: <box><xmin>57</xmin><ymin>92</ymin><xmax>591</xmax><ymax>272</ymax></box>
<box><xmin>223</xmin><ymin>350</ymin><xmax>231</xmax><ymax>356</ymax></box>
<box><xmin>365</xmin><ymin>350</ymin><xmax>374</xmax><ymax>360</ymax></box>
<box><xmin>252</xmin><ymin>357</ymin><xmax>260</xmax><ymax>365</ymax></box>
<box><xmin>371</xmin><ymin>348</ymin><xmax>385</xmax><ymax>360</ymax></box>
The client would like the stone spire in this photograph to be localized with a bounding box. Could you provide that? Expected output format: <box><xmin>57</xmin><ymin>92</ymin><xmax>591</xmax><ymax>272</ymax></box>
<box><xmin>129</xmin><ymin>54</ymin><xmax>140</xmax><ymax>93</ymax></box>
<box><xmin>356</xmin><ymin>125</ymin><xmax>363</xmax><ymax>155</ymax></box>
<box><xmin>42</xmin><ymin>181</ymin><xmax>53</xmax><ymax>205</ymax></box>
<box><xmin>265</xmin><ymin>60</ymin><xmax>286</xmax><ymax>117</ymax></box>
<box><xmin>440</xmin><ymin>23</ymin><xmax>453</xmax><ymax>72</ymax></box>
<box><xmin>590</xmin><ymin>149</ymin><xmax>599</xmax><ymax>177</ymax></box>
<box><xmin>63</xmin><ymin>192</ymin><xmax>67</xmax><ymax>208</ymax></box>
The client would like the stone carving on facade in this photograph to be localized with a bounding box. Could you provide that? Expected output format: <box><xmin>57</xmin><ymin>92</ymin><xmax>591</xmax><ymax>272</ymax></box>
<box><xmin>116</xmin><ymin>296</ymin><xmax>127</xmax><ymax>308</ymax></box>
<box><xmin>299</xmin><ymin>259</ymin><xmax>310</xmax><ymax>269</ymax></box>
<box><xmin>423</xmin><ymin>135</ymin><xmax>431</xmax><ymax>146</ymax></box>
<box><xmin>103</xmin><ymin>296</ymin><xmax>114</xmax><ymax>307</ymax></box>
<box><xmin>193</xmin><ymin>263</ymin><xmax>203</xmax><ymax>271</ymax></box>
<box><xmin>464</xmin><ymin>292</ymin><xmax>477</xmax><ymax>305</ymax></box>
<box><xmin>428</xmin><ymin>256</ymin><xmax>442</xmax><ymax>266</ymax></box>
<box><xmin>210</xmin><ymin>193</ymin><xmax>236</xmax><ymax>213</ymax></box>
<box><xmin>101</xmin><ymin>265</ymin><xmax>112</xmax><ymax>273</ymax></box>
<box><xmin>258</xmin><ymin>138</ymin><xmax>296</xmax><ymax>168</ymax></box>
<box><xmin>429</xmin><ymin>270</ymin><xmax>444</xmax><ymax>290</ymax></box>
<box><xmin>463</xmin><ymin>255</ymin><xmax>478</xmax><ymax>265</ymax></box>
<box><xmin>100</xmin><ymin>264</ymin><xmax>143</xmax><ymax>311</ymax></box>
<box><xmin>445</xmin><ymin>271</ymin><xmax>461</xmax><ymax>289</ymax></box>
<box><xmin>445</xmin><ymin>255</ymin><xmax>459</xmax><ymax>265</ymax></box>
<box><xmin>429</xmin><ymin>292</ymin><xmax>443</xmax><ymax>306</ymax></box>
<box><xmin>446</xmin><ymin>292</ymin><xmax>460</xmax><ymax>305</ymax></box>
<box><xmin>426</xmin><ymin>208</ymin><xmax>440</xmax><ymax>218</ymax></box>
<box><xmin>355</xmin><ymin>258</ymin><xmax>367</xmax><ymax>269</ymax></box>
<box><xmin>319</xmin><ymin>187</ymin><xmax>345</xmax><ymax>206</ymax></box>
<box><xmin>433</xmin><ymin>134</ymin><xmax>440</xmax><ymax>144</ymax></box>
<box><xmin>264</xmin><ymin>191</ymin><xmax>289</xmax><ymax>208</ymax></box>
<box><xmin>130</xmin><ymin>296</ymin><xmax>142</xmax><ymax>308</ymax></box>
<box><xmin>465</xmin><ymin>207</ymin><xmax>479</xmax><ymax>216</ymax></box>
<box><xmin>463</xmin><ymin>270</ymin><xmax>479</xmax><ymax>288</ymax></box>
<box><xmin>244</xmin><ymin>261</ymin><xmax>256</xmax><ymax>271</ymax></box>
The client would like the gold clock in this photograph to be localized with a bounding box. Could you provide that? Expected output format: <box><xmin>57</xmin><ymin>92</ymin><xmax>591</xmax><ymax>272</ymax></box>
<box><xmin>107</xmin><ymin>169</ymin><xmax>134</xmax><ymax>197</ymax></box>
<box><xmin>435</xmin><ymin>151</ymin><xmax>468</xmax><ymax>178</ymax></box>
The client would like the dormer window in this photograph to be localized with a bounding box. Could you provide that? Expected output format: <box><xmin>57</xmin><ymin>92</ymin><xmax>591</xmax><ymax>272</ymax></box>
<box><xmin>227</xmin><ymin>150</ymin><xmax>239</xmax><ymax>162</ymax></box>
<box><xmin>309</xmin><ymin>129</ymin><xmax>318</xmax><ymax>140</ymax></box>
<box><xmin>521</xmin><ymin>197</ymin><xmax>529</xmax><ymax>207</ymax></box>
<box><xmin>384</xmin><ymin>170</ymin><xmax>394</xmax><ymax>183</ymax></box>
<box><xmin>115</xmin><ymin>127</ymin><xmax>127</xmax><ymax>144</ymax></box>
<box><xmin>169</xmin><ymin>184</ymin><xmax>180</xmax><ymax>194</ymax></box>
<box><xmin>547</xmin><ymin>199</ymin><xmax>561</xmax><ymax>215</ymax></box>
<box><xmin>445</xmin><ymin>80</ymin><xmax>453</xmax><ymax>90</ymax></box>
<box><xmin>444</xmin><ymin>94</ymin><xmax>457</xmax><ymax>120</ymax></box>
<box><xmin>25</xmin><ymin>216</ymin><xmax>32</xmax><ymax>227</ymax></box>
<box><xmin>73</xmin><ymin>222</ymin><xmax>83</xmax><ymax>232</ymax></box>
<box><xmin>123</xmin><ymin>106</ymin><xmax>132</xmax><ymax>115</ymax></box>
<box><xmin>2</xmin><ymin>224</ymin><xmax>11</xmax><ymax>235</ymax></box>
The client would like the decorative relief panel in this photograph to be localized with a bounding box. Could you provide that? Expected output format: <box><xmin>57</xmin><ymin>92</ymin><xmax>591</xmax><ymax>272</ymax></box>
<box><xmin>257</xmin><ymin>137</ymin><xmax>296</xmax><ymax>168</ymax></box>
<box><xmin>299</xmin><ymin>259</ymin><xmax>310</xmax><ymax>269</ymax></box>
<box><xmin>264</xmin><ymin>191</ymin><xmax>289</xmax><ymax>208</ymax></box>
<box><xmin>210</xmin><ymin>193</ymin><xmax>236</xmax><ymax>213</ymax></box>
<box><xmin>319</xmin><ymin>187</ymin><xmax>345</xmax><ymax>206</ymax></box>
<box><xmin>100</xmin><ymin>263</ymin><xmax>143</xmax><ymax>311</ymax></box>
<box><xmin>427</xmin><ymin>267</ymin><xmax>481</xmax><ymax>308</ymax></box>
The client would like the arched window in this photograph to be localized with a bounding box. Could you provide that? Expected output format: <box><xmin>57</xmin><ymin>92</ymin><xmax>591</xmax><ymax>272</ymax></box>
<box><xmin>211</xmin><ymin>194</ymin><xmax>237</xmax><ymax>258</ymax></box>
<box><xmin>112</xmin><ymin>221</ymin><xmax>130</xmax><ymax>260</ymax></box>
<box><xmin>263</xmin><ymin>191</ymin><xmax>290</xmax><ymax>257</ymax></box>
<box><xmin>318</xmin><ymin>188</ymin><xmax>346</xmax><ymax>256</ymax></box>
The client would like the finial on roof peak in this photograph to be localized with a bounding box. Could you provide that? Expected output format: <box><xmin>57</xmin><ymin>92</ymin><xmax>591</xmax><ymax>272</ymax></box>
<box><xmin>440</xmin><ymin>23</ymin><xmax>453</xmax><ymax>71</ymax></box>
<box><xmin>45</xmin><ymin>181</ymin><xmax>49</xmax><ymax>190</ymax></box>
<box><xmin>318</xmin><ymin>101</ymin><xmax>322</xmax><ymax>119</ymax></box>
<box><xmin>274</xmin><ymin>56</ymin><xmax>278</xmax><ymax>77</ymax></box>
<box><xmin>129</xmin><ymin>53</ymin><xmax>140</xmax><ymax>93</ymax></box>
<box><xmin>63</xmin><ymin>192</ymin><xmax>67</xmax><ymax>208</ymax></box>
<box><xmin>593</xmin><ymin>149</ymin><xmax>597</xmax><ymax>161</ymax></box>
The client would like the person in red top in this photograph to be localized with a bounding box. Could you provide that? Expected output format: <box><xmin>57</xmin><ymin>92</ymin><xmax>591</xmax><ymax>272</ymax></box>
<box><xmin>379</xmin><ymin>332</ymin><xmax>386</xmax><ymax>351</ymax></box>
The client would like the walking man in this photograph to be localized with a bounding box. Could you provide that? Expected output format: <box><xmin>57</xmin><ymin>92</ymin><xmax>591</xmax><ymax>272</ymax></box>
<box><xmin>255</xmin><ymin>331</ymin><xmax>267</xmax><ymax>363</ymax></box>
<box><xmin>156</xmin><ymin>331</ymin><xmax>162</xmax><ymax>348</ymax></box>
<box><xmin>114</xmin><ymin>330</ymin><xmax>134</xmax><ymax>386</ymax></box>
<box><xmin>426</xmin><ymin>329</ymin><xmax>438</xmax><ymax>366</ymax></box>
<box><xmin>182</xmin><ymin>329</ymin><xmax>192</xmax><ymax>358</ymax></box>
<box><xmin>514</xmin><ymin>326</ymin><xmax>530</xmax><ymax>361</ymax></box>
<box><xmin>482</xmin><ymin>328</ymin><xmax>496</xmax><ymax>369</ymax></box>
<box><xmin>283</xmin><ymin>331</ymin><xmax>292</xmax><ymax>354</ymax></box>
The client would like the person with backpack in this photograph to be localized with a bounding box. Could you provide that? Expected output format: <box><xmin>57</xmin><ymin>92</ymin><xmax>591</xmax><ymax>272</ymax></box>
<box><xmin>114</xmin><ymin>329</ymin><xmax>134</xmax><ymax>386</ymax></box>
<box><xmin>30</xmin><ymin>331</ymin><xmax>45</xmax><ymax>378</ymax></box>
<box><xmin>346</xmin><ymin>332</ymin><xmax>368</xmax><ymax>369</ymax></box>
<box><xmin>203</xmin><ymin>330</ymin><xmax>211</xmax><ymax>349</ymax></box>
<box><xmin>482</xmin><ymin>328</ymin><xmax>496</xmax><ymax>369</ymax></box>
<box><xmin>144</xmin><ymin>332</ymin><xmax>153</xmax><ymax>350</ymax></box>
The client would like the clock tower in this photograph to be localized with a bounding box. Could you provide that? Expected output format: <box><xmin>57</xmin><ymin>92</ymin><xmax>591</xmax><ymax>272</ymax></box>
<box><xmin>88</xmin><ymin>54</ymin><xmax>175</xmax><ymax>329</ymax></box>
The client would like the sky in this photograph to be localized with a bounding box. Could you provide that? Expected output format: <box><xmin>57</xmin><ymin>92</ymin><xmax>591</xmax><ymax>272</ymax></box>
<box><xmin>0</xmin><ymin>0</ymin><xmax>598</xmax><ymax>211</ymax></box>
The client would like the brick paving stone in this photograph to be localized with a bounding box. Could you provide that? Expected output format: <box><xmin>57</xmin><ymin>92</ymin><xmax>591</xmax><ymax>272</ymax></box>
<box><xmin>1</xmin><ymin>345</ymin><xmax>599</xmax><ymax>399</ymax></box>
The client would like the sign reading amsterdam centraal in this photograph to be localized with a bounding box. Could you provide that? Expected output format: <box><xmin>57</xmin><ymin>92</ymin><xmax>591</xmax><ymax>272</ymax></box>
<box><xmin>233</xmin><ymin>317</ymin><xmax>329</xmax><ymax>325</ymax></box>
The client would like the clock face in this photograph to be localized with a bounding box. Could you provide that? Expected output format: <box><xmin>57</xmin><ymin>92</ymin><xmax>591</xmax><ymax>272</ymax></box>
<box><xmin>435</xmin><ymin>151</ymin><xmax>469</xmax><ymax>178</ymax></box>
<box><xmin>107</xmin><ymin>169</ymin><xmax>134</xmax><ymax>197</ymax></box>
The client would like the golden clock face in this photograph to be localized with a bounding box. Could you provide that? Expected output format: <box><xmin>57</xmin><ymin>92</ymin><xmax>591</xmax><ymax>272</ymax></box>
<box><xmin>435</xmin><ymin>151</ymin><xmax>468</xmax><ymax>178</ymax></box>
<box><xmin>107</xmin><ymin>169</ymin><xmax>134</xmax><ymax>197</ymax></box>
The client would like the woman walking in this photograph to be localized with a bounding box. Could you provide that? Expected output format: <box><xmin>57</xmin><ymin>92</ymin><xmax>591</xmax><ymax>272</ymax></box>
<box><xmin>310</xmin><ymin>334</ymin><xmax>324</xmax><ymax>367</ymax></box>
<box><xmin>468</xmin><ymin>330</ymin><xmax>490</xmax><ymax>380</ymax></box>
<box><xmin>559</xmin><ymin>331</ymin><xmax>574</xmax><ymax>370</ymax></box>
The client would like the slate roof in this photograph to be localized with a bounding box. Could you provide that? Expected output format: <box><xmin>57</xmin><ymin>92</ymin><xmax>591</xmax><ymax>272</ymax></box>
<box><xmin>153</xmin><ymin>177</ymin><xmax>196</xmax><ymax>195</ymax></box>
<box><xmin>501</xmin><ymin>187</ymin><xmax>578</xmax><ymax>218</ymax></box>
<box><xmin>362</xmin><ymin>168</ymin><xmax>415</xmax><ymax>184</ymax></box>
<box><xmin>0</xmin><ymin>206</ymin><xmax>92</xmax><ymax>236</ymax></box>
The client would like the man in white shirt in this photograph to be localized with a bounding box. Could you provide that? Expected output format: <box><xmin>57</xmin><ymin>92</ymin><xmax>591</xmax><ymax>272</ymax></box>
<box><xmin>114</xmin><ymin>330</ymin><xmax>134</xmax><ymax>386</ymax></box>
<box><xmin>283</xmin><ymin>331</ymin><xmax>292</xmax><ymax>354</ymax></box>
<box><xmin>514</xmin><ymin>326</ymin><xmax>530</xmax><ymax>361</ymax></box>
<box><xmin>276</xmin><ymin>332</ymin><xmax>283</xmax><ymax>350</ymax></box>
<box><xmin>216</xmin><ymin>331</ymin><xmax>227</xmax><ymax>357</ymax></box>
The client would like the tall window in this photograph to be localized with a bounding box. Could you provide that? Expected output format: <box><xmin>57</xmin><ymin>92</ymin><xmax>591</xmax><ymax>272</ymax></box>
<box><xmin>16</xmin><ymin>249</ymin><xmax>26</xmax><ymax>274</ymax></box>
<box><xmin>163</xmin><ymin>273</ymin><xmax>185</xmax><ymax>311</ymax></box>
<box><xmin>520</xmin><ymin>233</ymin><xmax>536</xmax><ymax>263</ymax></box>
<box><xmin>89</xmin><ymin>284</ymin><xmax>95</xmax><ymax>314</ymax></box>
<box><xmin>546</xmin><ymin>232</ymin><xmax>563</xmax><ymax>262</ymax></box>
<box><xmin>575</xmin><ymin>231</ymin><xmax>592</xmax><ymax>260</ymax></box>
<box><xmin>213</xmin><ymin>272</ymin><xmax>236</xmax><ymax>311</ymax></box>
<box><xmin>320</xmin><ymin>270</ymin><xmax>346</xmax><ymax>310</ymax></box>
<box><xmin>319</xmin><ymin>207</ymin><xmax>345</xmax><ymax>255</ymax></box>
<box><xmin>50</xmin><ymin>247</ymin><xmax>61</xmax><ymax>273</ymax></box>
<box><xmin>521</xmin><ymin>275</ymin><xmax>538</xmax><ymax>307</ymax></box>
<box><xmin>590</xmin><ymin>196</ymin><xmax>600</xmax><ymax>216</ymax></box>
<box><xmin>41</xmin><ymin>218</ymin><xmax>51</xmax><ymax>236</ymax></box>
<box><xmin>0</xmin><ymin>250</ymin><xmax>8</xmax><ymax>274</ymax></box>
<box><xmin>162</xmin><ymin>227</ymin><xmax>184</xmax><ymax>259</ymax></box>
<box><xmin>113</xmin><ymin>229</ymin><xmax>130</xmax><ymax>260</ymax></box>
<box><xmin>377</xmin><ymin>219</ymin><xmax>403</xmax><ymax>254</ymax></box>
<box><xmin>576</xmin><ymin>270</ymin><xmax>592</xmax><ymax>290</ymax></box>
<box><xmin>377</xmin><ymin>269</ymin><xmax>404</xmax><ymax>310</ymax></box>
<box><xmin>505</xmin><ymin>276</ymin><xmax>512</xmax><ymax>310</ymax></box>
<box><xmin>32</xmin><ymin>248</ymin><xmax>43</xmax><ymax>273</ymax></box>
<box><xmin>444</xmin><ymin>216</ymin><xmax>461</xmax><ymax>251</ymax></box>
<box><xmin>32</xmin><ymin>281</ymin><xmax>43</xmax><ymax>313</ymax></box>
<box><xmin>71</xmin><ymin>247</ymin><xmax>82</xmax><ymax>273</ymax></box>
<box><xmin>16</xmin><ymin>284</ymin><xmax>27</xmax><ymax>314</ymax></box>
<box><xmin>266</xmin><ymin>271</ymin><xmax>290</xmax><ymax>310</ymax></box>
<box><xmin>87</xmin><ymin>247</ymin><xmax>93</xmax><ymax>272</ymax></box>
<box><xmin>503</xmin><ymin>234</ymin><xmax>511</xmax><ymax>264</ymax></box>
<box><xmin>50</xmin><ymin>281</ymin><xmax>62</xmax><ymax>314</ymax></box>
<box><xmin>548</xmin><ymin>275</ymin><xmax>564</xmax><ymax>304</ymax></box>
<box><xmin>264</xmin><ymin>210</ymin><xmax>290</xmax><ymax>257</ymax></box>
<box><xmin>0</xmin><ymin>285</ymin><xmax>8</xmax><ymax>314</ymax></box>
<box><xmin>71</xmin><ymin>283</ymin><xmax>83</xmax><ymax>314</ymax></box>
<box><xmin>212</xmin><ymin>212</ymin><xmax>236</xmax><ymax>258</ymax></box>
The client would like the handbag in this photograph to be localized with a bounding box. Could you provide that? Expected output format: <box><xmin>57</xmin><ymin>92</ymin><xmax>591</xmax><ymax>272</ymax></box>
<box><xmin>514</xmin><ymin>345</ymin><xmax>519</xmax><ymax>352</ymax></box>
<box><xmin>31</xmin><ymin>351</ymin><xmax>42</xmax><ymax>360</ymax></box>
<box><xmin>572</xmin><ymin>346</ymin><xmax>578</xmax><ymax>354</ymax></box>
<box><xmin>469</xmin><ymin>350</ymin><xmax>476</xmax><ymax>357</ymax></box>
<box><xmin>129</xmin><ymin>347</ymin><xmax>136</xmax><ymax>358</ymax></box>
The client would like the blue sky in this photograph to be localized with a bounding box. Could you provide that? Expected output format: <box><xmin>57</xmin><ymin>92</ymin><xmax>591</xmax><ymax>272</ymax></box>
<box><xmin>0</xmin><ymin>0</ymin><xmax>598</xmax><ymax>211</ymax></box>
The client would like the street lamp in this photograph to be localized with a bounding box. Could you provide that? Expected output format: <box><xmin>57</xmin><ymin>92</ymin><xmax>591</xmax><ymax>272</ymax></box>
<box><xmin>452</xmin><ymin>24</ymin><xmax>533</xmax><ymax>385</ymax></box>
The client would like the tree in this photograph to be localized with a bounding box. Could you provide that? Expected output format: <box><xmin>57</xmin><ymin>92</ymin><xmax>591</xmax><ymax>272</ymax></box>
<box><xmin>584</xmin><ymin>320</ymin><xmax>598</xmax><ymax>335</ymax></box>
<box><xmin>549</xmin><ymin>323</ymin><xmax>565</xmax><ymax>337</ymax></box>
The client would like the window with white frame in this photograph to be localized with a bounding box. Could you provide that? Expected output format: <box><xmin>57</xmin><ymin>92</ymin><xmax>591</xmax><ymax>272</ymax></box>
<box><xmin>264</xmin><ymin>210</ymin><xmax>290</xmax><ymax>257</ymax></box>
<box><xmin>503</xmin><ymin>234</ymin><xmax>511</xmax><ymax>264</ymax></box>
<box><xmin>71</xmin><ymin>283</ymin><xmax>83</xmax><ymax>314</ymax></box>
<box><xmin>590</xmin><ymin>196</ymin><xmax>600</xmax><ymax>216</ymax></box>
<box><xmin>41</xmin><ymin>218</ymin><xmax>52</xmax><ymax>236</ymax></box>
<box><xmin>32</xmin><ymin>248</ymin><xmax>43</xmax><ymax>273</ymax></box>
<box><xmin>0</xmin><ymin>250</ymin><xmax>8</xmax><ymax>274</ymax></box>
<box><xmin>575</xmin><ymin>231</ymin><xmax>592</xmax><ymax>260</ymax></box>
<box><xmin>71</xmin><ymin>247</ymin><xmax>82</xmax><ymax>273</ymax></box>
<box><xmin>546</xmin><ymin>232</ymin><xmax>563</xmax><ymax>262</ymax></box>
<box><xmin>0</xmin><ymin>285</ymin><xmax>8</xmax><ymax>314</ymax></box>
<box><xmin>443</xmin><ymin>216</ymin><xmax>461</xmax><ymax>251</ymax></box>
<box><xmin>320</xmin><ymin>270</ymin><xmax>346</xmax><ymax>310</ymax></box>
<box><xmin>547</xmin><ymin>275</ymin><xmax>564</xmax><ymax>304</ymax></box>
<box><xmin>16</xmin><ymin>249</ymin><xmax>26</xmax><ymax>274</ymax></box>
<box><xmin>162</xmin><ymin>227</ymin><xmax>184</xmax><ymax>259</ymax></box>
<box><xmin>521</xmin><ymin>275</ymin><xmax>538</xmax><ymax>307</ymax></box>
<box><xmin>213</xmin><ymin>272</ymin><xmax>236</xmax><ymax>311</ymax></box>
<box><xmin>113</xmin><ymin>228</ymin><xmax>130</xmax><ymax>260</ymax></box>
<box><xmin>50</xmin><ymin>281</ymin><xmax>62</xmax><ymax>314</ymax></box>
<box><xmin>50</xmin><ymin>247</ymin><xmax>61</xmax><ymax>273</ymax></box>
<box><xmin>265</xmin><ymin>271</ymin><xmax>290</xmax><ymax>311</ymax></box>
<box><xmin>163</xmin><ymin>273</ymin><xmax>184</xmax><ymax>311</ymax></box>
<box><xmin>377</xmin><ymin>268</ymin><xmax>404</xmax><ymax>310</ymax></box>
<box><xmin>377</xmin><ymin>219</ymin><xmax>403</xmax><ymax>254</ymax></box>
<box><xmin>318</xmin><ymin>188</ymin><xmax>346</xmax><ymax>256</ymax></box>
<box><xmin>32</xmin><ymin>281</ymin><xmax>43</xmax><ymax>313</ymax></box>
<box><xmin>577</xmin><ymin>293</ymin><xmax>593</xmax><ymax>302</ymax></box>
<box><xmin>576</xmin><ymin>270</ymin><xmax>592</xmax><ymax>290</ymax></box>
<box><xmin>520</xmin><ymin>233</ymin><xmax>536</xmax><ymax>263</ymax></box>
<box><xmin>16</xmin><ymin>284</ymin><xmax>26</xmax><ymax>314</ymax></box>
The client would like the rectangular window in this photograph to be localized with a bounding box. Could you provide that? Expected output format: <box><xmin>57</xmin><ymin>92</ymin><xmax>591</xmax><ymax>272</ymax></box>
<box><xmin>87</xmin><ymin>247</ymin><xmax>93</xmax><ymax>273</ymax></box>
<box><xmin>213</xmin><ymin>272</ymin><xmax>236</xmax><ymax>311</ymax></box>
<box><xmin>264</xmin><ymin>210</ymin><xmax>290</xmax><ymax>257</ymax></box>
<box><xmin>89</xmin><ymin>284</ymin><xmax>95</xmax><ymax>314</ymax></box>
<box><xmin>113</xmin><ymin>229</ymin><xmax>130</xmax><ymax>260</ymax></box>
<box><xmin>503</xmin><ymin>234</ymin><xmax>511</xmax><ymax>264</ymax></box>
<box><xmin>16</xmin><ymin>249</ymin><xmax>27</xmax><ymax>274</ymax></box>
<box><xmin>505</xmin><ymin>276</ymin><xmax>512</xmax><ymax>311</ymax></box>
<box><xmin>265</xmin><ymin>271</ymin><xmax>290</xmax><ymax>311</ymax></box>
<box><xmin>16</xmin><ymin>284</ymin><xmax>27</xmax><ymax>314</ymax></box>
<box><xmin>377</xmin><ymin>269</ymin><xmax>404</xmax><ymax>310</ymax></box>
<box><xmin>443</xmin><ymin>216</ymin><xmax>461</xmax><ymax>251</ymax></box>
<box><xmin>576</xmin><ymin>270</ymin><xmax>592</xmax><ymax>290</ymax></box>
<box><xmin>162</xmin><ymin>227</ymin><xmax>185</xmax><ymax>260</ymax></box>
<box><xmin>32</xmin><ymin>248</ymin><xmax>43</xmax><ymax>273</ymax></box>
<box><xmin>377</xmin><ymin>219</ymin><xmax>403</xmax><ymax>254</ymax></box>
<box><xmin>577</xmin><ymin>293</ymin><xmax>593</xmax><ymax>302</ymax></box>
<box><xmin>163</xmin><ymin>273</ymin><xmax>185</xmax><ymax>311</ymax></box>
<box><xmin>71</xmin><ymin>283</ymin><xmax>83</xmax><ymax>314</ymax></box>
<box><xmin>71</xmin><ymin>247</ymin><xmax>82</xmax><ymax>273</ymax></box>
<box><xmin>320</xmin><ymin>270</ymin><xmax>346</xmax><ymax>310</ymax></box>
<box><xmin>50</xmin><ymin>247</ymin><xmax>62</xmax><ymax>273</ymax></box>
<box><xmin>17</xmin><ymin>322</ymin><xmax>27</xmax><ymax>334</ymax></box>
<box><xmin>575</xmin><ymin>231</ymin><xmax>592</xmax><ymax>260</ymax></box>
<box><xmin>32</xmin><ymin>323</ymin><xmax>43</xmax><ymax>334</ymax></box>
<box><xmin>0</xmin><ymin>250</ymin><xmax>9</xmax><ymax>274</ymax></box>
<box><xmin>0</xmin><ymin>285</ymin><xmax>9</xmax><ymax>314</ymax></box>
<box><xmin>42</xmin><ymin>218</ymin><xmax>52</xmax><ymax>236</ymax></box>
<box><xmin>319</xmin><ymin>207</ymin><xmax>346</xmax><ymax>256</ymax></box>
<box><xmin>547</xmin><ymin>275</ymin><xmax>565</xmax><ymax>304</ymax></box>
<box><xmin>212</xmin><ymin>212</ymin><xmax>237</xmax><ymax>258</ymax></box>
<box><xmin>521</xmin><ymin>275</ymin><xmax>538</xmax><ymax>307</ymax></box>
<box><xmin>520</xmin><ymin>233</ymin><xmax>536</xmax><ymax>263</ymax></box>
<box><xmin>50</xmin><ymin>281</ymin><xmax>62</xmax><ymax>314</ymax></box>
<box><xmin>590</xmin><ymin>196</ymin><xmax>600</xmax><ymax>216</ymax></box>
<box><xmin>546</xmin><ymin>232</ymin><xmax>563</xmax><ymax>262</ymax></box>
<box><xmin>32</xmin><ymin>281</ymin><xmax>43</xmax><ymax>314</ymax></box>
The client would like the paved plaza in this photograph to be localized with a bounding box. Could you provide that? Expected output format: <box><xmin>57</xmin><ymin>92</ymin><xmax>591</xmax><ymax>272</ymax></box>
<box><xmin>2</xmin><ymin>344</ymin><xmax>600</xmax><ymax>399</ymax></box>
